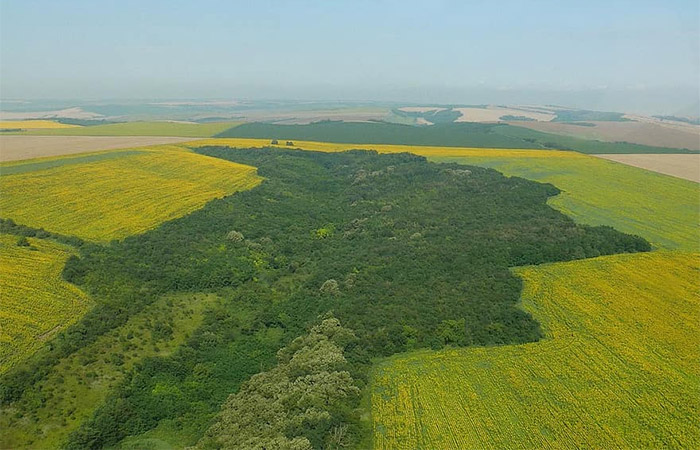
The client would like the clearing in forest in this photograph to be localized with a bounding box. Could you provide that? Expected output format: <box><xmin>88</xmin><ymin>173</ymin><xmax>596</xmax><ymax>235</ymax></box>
<box><xmin>0</xmin><ymin>293</ymin><xmax>219</xmax><ymax>449</ymax></box>
<box><xmin>0</xmin><ymin>146</ymin><xmax>262</xmax><ymax>242</ymax></box>
<box><xmin>371</xmin><ymin>251</ymin><xmax>700</xmax><ymax>449</ymax></box>
<box><xmin>0</xmin><ymin>234</ymin><xmax>91</xmax><ymax>374</ymax></box>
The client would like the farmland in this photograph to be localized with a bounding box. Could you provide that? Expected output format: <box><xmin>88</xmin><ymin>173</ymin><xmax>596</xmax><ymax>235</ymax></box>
<box><xmin>0</xmin><ymin>135</ymin><xmax>197</xmax><ymax>161</ymax></box>
<box><xmin>0</xmin><ymin>145</ymin><xmax>262</xmax><ymax>241</ymax></box>
<box><xmin>0</xmin><ymin>147</ymin><xmax>651</xmax><ymax>449</ymax></box>
<box><xmin>595</xmin><ymin>153</ymin><xmax>700</xmax><ymax>182</ymax></box>
<box><xmin>0</xmin><ymin>120</ymin><xmax>80</xmax><ymax>129</ymax></box>
<box><xmin>511</xmin><ymin>120</ymin><xmax>700</xmax><ymax>151</ymax></box>
<box><xmin>5</xmin><ymin>121</ymin><xmax>241</xmax><ymax>137</ymax></box>
<box><xmin>0</xmin><ymin>234</ymin><xmax>91</xmax><ymax>374</ymax></box>
<box><xmin>215</xmin><ymin>121</ymin><xmax>696</xmax><ymax>154</ymax></box>
<box><xmin>371</xmin><ymin>251</ymin><xmax>700</xmax><ymax>449</ymax></box>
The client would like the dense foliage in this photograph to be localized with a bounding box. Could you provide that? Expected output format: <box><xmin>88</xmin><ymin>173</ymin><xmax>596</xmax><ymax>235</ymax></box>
<box><xmin>2</xmin><ymin>147</ymin><xmax>649</xmax><ymax>448</ymax></box>
<box><xmin>216</xmin><ymin>121</ymin><xmax>692</xmax><ymax>154</ymax></box>
<box><xmin>196</xmin><ymin>317</ymin><xmax>360</xmax><ymax>450</ymax></box>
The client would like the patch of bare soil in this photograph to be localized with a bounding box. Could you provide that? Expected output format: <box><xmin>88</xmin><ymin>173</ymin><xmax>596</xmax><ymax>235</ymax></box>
<box><xmin>511</xmin><ymin>120</ymin><xmax>700</xmax><ymax>150</ymax></box>
<box><xmin>0</xmin><ymin>136</ymin><xmax>196</xmax><ymax>162</ymax></box>
<box><xmin>595</xmin><ymin>154</ymin><xmax>700</xmax><ymax>182</ymax></box>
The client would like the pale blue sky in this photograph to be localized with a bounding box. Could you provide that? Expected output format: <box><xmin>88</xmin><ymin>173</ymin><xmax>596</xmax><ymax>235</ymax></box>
<box><xmin>1</xmin><ymin>0</ymin><xmax>698</xmax><ymax>111</ymax></box>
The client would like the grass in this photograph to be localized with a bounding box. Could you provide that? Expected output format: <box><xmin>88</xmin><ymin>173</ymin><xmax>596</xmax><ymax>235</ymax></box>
<box><xmin>0</xmin><ymin>293</ymin><xmax>219</xmax><ymax>449</ymax></box>
<box><xmin>371</xmin><ymin>251</ymin><xmax>700</xmax><ymax>449</ymax></box>
<box><xmin>0</xmin><ymin>120</ymin><xmax>80</xmax><ymax>129</ymax></box>
<box><xmin>0</xmin><ymin>145</ymin><xmax>262</xmax><ymax>242</ymax></box>
<box><xmin>0</xmin><ymin>234</ymin><xmax>91</xmax><ymax>374</ymax></box>
<box><xmin>5</xmin><ymin>121</ymin><xmax>241</xmax><ymax>137</ymax></box>
<box><xmin>189</xmin><ymin>138</ymin><xmax>700</xmax><ymax>251</ymax></box>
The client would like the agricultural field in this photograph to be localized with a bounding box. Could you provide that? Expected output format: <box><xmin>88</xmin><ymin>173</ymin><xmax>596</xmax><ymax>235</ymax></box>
<box><xmin>0</xmin><ymin>234</ymin><xmax>91</xmax><ymax>374</ymax></box>
<box><xmin>595</xmin><ymin>153</ymin><xmax>700</xmax><ymax>182</ymax></box>
<box><xmin>4</xmin><ymin>121</ymin><xmax>241</xmax><ymax>137</ymax></box>
<box><xmin>190</xmin><ymin>138</ymin><xmax>700</xmax><ymax>251</ymax></box>
<box><xmin>0</xmin><ymin>145</ymin><xmax>261</xmax><ymax>241</ymax></box>
<box><xmin>0</xmin><ymin>293</ymin><xmax>219</xmax><ymax>449</ymax></box>
<box><xmin>0</xmin><ymin>120</ymin><xmax>80</xmax><ymax>130</ymax></box>
<box><xmin>215</xmin><ymin>121</ymin><xmax>696</xmax><ymax>153</ymax></box>
<box><xmin>511</xmin><ymin>120</ymin><xmax>700</xmax><ymax>151</ymax></box>
<box><xmin>371</xmin><ymin>251</ymin><xmax>700</xmax><ymax>449</ymax></box>
<box><xmin>0</xmin><ymin>135</ymin><xmax>197</xmax><ymax>161</ymax></box>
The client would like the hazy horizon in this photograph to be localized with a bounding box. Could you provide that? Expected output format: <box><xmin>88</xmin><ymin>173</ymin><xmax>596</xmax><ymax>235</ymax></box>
<box><xmin>1</xmin><ymin>0</ymin><xmax>698</xmax><ymax>115</ymax></box>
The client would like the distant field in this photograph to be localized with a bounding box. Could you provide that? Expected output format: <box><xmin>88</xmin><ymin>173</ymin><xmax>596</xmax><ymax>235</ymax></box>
<box><xmin>0</xmin><ymin>234</ymin><xmax>91</xmax><ymax>374</ymax></box>
<box><xmin>0</xmin><ymin>120</ymin><xmax>79</xmax><ymax>129</ymax></box>
<box><xmin>512</xmin><ymin>120</ymin><xmax>700</xmax><ymax>150</ymax></box>
<box><xmin>372</xmin><ymin>251</ymin><xmax>700</xmax><ymax>449</ymax></box>
<box><xmin>190</xmin><ymin>138</ymin><xmax>700</xmax><ymax>250</ymax></box>
<box><xmin>0</xmin><ymin>292</ymin><xmax>218</xmax><ymax>449</ymax></box>
<box><xmin>216</xmin><ymin>121</ymin><xmax>695</xmax><ymax>154</ymax></box>
<box><xmin>595</xmin><ymin>153</ymin><xmax>700</xmax><ymax>182</ymax></box>
<box><xmin>5</xmin><ymin>121</ymin><xmax>241</xmax><ymax>137</ymax></box>
<box><xmin>0</xmin><ymin>145</ymin><xmax>261</xmax><ymax>241</ymax></box>
<box><xmin>0</xmin><ymin>135</ymin><xmax>197</xmax><ymax>161</ymax></box>
<box><xmin>455</xmin><ymin>106</ymin><xmax>555</xmax><ymax>122</ymax></box>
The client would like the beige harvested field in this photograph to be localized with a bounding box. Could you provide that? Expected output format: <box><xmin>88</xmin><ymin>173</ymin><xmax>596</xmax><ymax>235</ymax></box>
<box><xmin>455</xmin><ymin>106</ymin><xmax>555</xmax><ymax>122</ymax></box>
<box><xmin>512</xmin><ymin>120</ymin><xmax>700</xmax><ymax>150</ymax></box>
<box><xmin>595</xmin><ymin>154</ymin><xmax>700</xmax><ymax>182</ymax></box>
<box><xmin>0</xmin><ymin>136</ymin><xmax>197</xmax><ymax>162</ymax></box>
<box><xmin>398</xmin><ymin>106</ymin><xmax>447</xmax><ymax>113</ymax></box>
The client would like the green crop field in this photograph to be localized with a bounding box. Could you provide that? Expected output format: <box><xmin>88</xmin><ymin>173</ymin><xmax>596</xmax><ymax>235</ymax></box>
<box><xmin>7</xmin><ymin>121</ymin><xmax>241</xmax><ymax>137</ymax></box>
<box><xmin>371</xmin><ymin>251</ymin><xmax>700</xmax><ymax>449</ymax></box>
<box><xmin>0</xmin><ymin>234</ymin><xmax>91</xmax><ymax>374</ymax></box>
<box><xmin>215</xmin><ymin>121</ymin><xmax>696</xmax><ymax>154</ymax></box>
<box><xmin>0</xmin><ymin>145</ymin><xmax>262</xmax><ymax>242</ymax></box>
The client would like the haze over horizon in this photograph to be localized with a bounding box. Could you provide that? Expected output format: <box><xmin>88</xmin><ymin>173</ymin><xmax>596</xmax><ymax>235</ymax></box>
<box><xmin>1</xmin><ymin>0</ymin><xmax>698</xmax><ymax>115</ymax></box>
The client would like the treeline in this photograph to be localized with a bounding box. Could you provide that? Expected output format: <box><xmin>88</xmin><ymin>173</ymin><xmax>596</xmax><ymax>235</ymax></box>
<box><xmin>2</xmin><ymin>147</ymin><xmax>649</xmax><ymax>448</ymax></box>
<box><xmin>215</xmin><ymin>121</ymin><xmax>692</xmax><ymax>154</ymax></box>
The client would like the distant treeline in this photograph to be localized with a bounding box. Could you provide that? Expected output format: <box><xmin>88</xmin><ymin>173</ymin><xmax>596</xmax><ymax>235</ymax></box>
<box><xmin>216</xmin><ymin>121</ymin><xmax>695</xmax><ymax>154</ymax></box>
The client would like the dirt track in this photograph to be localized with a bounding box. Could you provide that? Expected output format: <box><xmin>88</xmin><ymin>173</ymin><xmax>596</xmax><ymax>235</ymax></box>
<box><xmin>0</xmin><ymin>136</ymin><xmax>197</xmax><ymax>162</ymax></box>
<box><xmin>595</xmin><ymin>154</ymin><xmax>700</xmax><ymax>182</ymax></box>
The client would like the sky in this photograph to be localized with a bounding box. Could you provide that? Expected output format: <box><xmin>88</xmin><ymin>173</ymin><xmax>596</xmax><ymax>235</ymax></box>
<box><xmin>1</xmin><ymin>0</ymin><xmax>698</xmax><ymax>114</ymax></box>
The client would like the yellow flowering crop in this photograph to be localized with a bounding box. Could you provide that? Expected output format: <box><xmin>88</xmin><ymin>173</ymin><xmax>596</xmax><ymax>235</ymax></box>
<box><xmin>0</xmin><ymin>120</ymin><xmax>80</xmax><ymax>129</ymax></box>
<box><xmin>371</xmin><ymin>251</ymin><xmax>700</xmax><ymax>449</ymax></box>
<box><xmin>0</xmin><ymin>234</ymin><xmax>91</xmax><ymax>374</ymax></box>
<box><xmin>0</xmin><ymin>145</ymin><xmax>262</xmax><ymax>242</ymax></box>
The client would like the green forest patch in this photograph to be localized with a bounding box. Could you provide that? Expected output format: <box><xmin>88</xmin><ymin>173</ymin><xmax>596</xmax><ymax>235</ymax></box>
<box><xmin>0</xmin><ymin>147</ymin><xmax>650</xmax><ymax>449</ymax></box>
